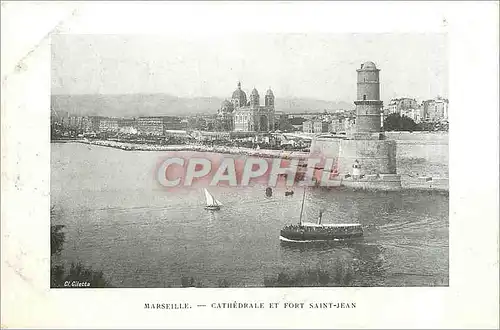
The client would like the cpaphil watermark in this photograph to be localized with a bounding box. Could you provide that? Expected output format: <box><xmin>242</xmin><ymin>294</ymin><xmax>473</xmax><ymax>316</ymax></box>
<box><xmin>155</xmin><ymin>153</ymin><xmax>341</xmax><ymax>189</ymax></box>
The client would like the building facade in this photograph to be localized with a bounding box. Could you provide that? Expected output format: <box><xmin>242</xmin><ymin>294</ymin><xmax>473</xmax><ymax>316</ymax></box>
<box><xmin>218</xmin><ymin>82</ymin><xmax>275</xmax><ymax>132</ymax></box>
<box><xmin>303</xmin><ymin>120</ymin><xmax>329</xmax><ymax>133</ymax></box>
<box><xmin>98</xmin><ymin>118</ymin><xmax>119</xmax><ymax>133</ymax></box>
<box><xmin>385</xmin><ymin>98</ymin><xmax>418</xmax><ymax>115</ymax></box>
<box><xmin>137</xmin><ymin>117</ymin><xmax>164</xmax><ymax>136</ymax></box>
<box><xmin>328</xmin><ymin>115</ymin><xmax>355</xmax><ymax>133</ymax></box>
<box><xmin>302</xmin><ymin>120</ymin><xmax>313</xmax><ymax>133</ymax></box>
<box><xmin>421</xmin><ymin>97</ymin><xmax>449</xmax><ymax>122</ymax></box>
<box><xmin>163</xmin><ymin>116</ymin><xmax>184</xmax><ymax>131</ymax></box>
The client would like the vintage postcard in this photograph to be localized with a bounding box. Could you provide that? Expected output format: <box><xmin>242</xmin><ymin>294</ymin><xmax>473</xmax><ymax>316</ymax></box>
<box><xmin>1</xmin><ymin>1</ymin><xmax>499</xmax><ymax>329</ymax></box>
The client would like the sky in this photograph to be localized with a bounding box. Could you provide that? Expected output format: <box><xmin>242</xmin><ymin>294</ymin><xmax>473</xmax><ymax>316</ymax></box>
<box><xmin>51</xmin><ymin>33</ymin><xmax>448</xmax><ymax>104</ymax></box>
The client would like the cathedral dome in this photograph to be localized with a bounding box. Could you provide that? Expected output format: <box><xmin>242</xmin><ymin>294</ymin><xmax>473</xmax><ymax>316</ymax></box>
<box><xmin>251</xmin><ymin>88</ymin><xmax>259</xmax><ymax>96</ymax></box>
<box><xmin>266</xmin><ymin>88</ymin><xmax>274</xmax><ymax>96</ymax></box>
<box><xmin>361</xmin><ymin>61</ymin><xmax>377</xmax><ymax>70</ymax></box>
<box><xmin>232</xmin><ymin>88</ymin><xmax>247</xmax><ymax>100</ymax></box>
<box><xmin>232</xmin><ymin>81</ymin><xmax>247</xmax><ymax>106</ymax></box>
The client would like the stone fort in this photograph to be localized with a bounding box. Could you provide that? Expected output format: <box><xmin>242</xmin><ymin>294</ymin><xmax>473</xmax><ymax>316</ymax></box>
<box><xmin>310</xmin><ymin>61</ymin><xmax>402</xmax><ymax>190</ymax></box>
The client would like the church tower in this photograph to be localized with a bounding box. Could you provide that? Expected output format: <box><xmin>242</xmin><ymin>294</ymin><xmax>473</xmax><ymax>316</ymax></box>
<box><xmin>354</xmin><ymin>61</ymin><xmax>383</xmax><ymax>136</ymax></box>
<box><xmin>250</xmin><ymin>88</ymin><xmax>260</xmax><ymax>109</ymax></box>
<box><xmin>265</xmin><ymin>88</ymin><xmax>275</xmax><ymax>108</ymax></box>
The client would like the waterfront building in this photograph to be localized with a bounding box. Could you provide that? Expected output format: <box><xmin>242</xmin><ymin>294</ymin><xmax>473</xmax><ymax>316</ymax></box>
<box><xmin>81</xmin><ymin>117</ymin><xmax>93</xmax><ymax>132</ymax></box>
<box><xmin>118</xmin><ymin>118</ymin><xmax>137</xmax><ymax>128</ymax></box>
<box><xmin>220</xmin><ymin>81</ymin><xmax>275</xmax><ymax>132</ymax></box>
<box><xmin>98</xmin><ymin>118</ymin><xmax>119</xmax><ymax>133</ymax></box>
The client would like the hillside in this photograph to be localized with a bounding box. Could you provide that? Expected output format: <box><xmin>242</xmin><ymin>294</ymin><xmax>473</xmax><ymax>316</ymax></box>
<box><xmin>51</xmin><ymin>94</ymin><xmax>354</xmax><ymax>117</ymax></box>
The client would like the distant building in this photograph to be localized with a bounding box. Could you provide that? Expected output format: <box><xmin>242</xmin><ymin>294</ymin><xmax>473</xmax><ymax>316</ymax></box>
<box><xmin>118</xmin><ymin>118</ymin><xmax>137</xmax><ymax>128</ymax></box>
<box><xmin>302</xmin><ymin>120</ymin><xmax>313</xmax><ymax>133</ymax></box>
<box><xmin>218</xmin><ymin>82</ymin><xmax>275</xmax><ymax>132</ymax></box>
<box><xmin>57</xmin><ymin>116</ymin><xmax>91</xmax><ymax>131</ymax></box>
<box><xmin>81</xmin><ymin>117</ymin><xmax>93</xmax><ymax>132</ymax></box>
<box><xmin>328</xmin><ymin>114</ymin><xmax>356</xmax><ymax>133</ymax></box>
<box><xmin>329</xmin><ymin>117</ymin><xmax>345</xmax><ymax>133</ymax></box>
<box><xmin>99</xmin><ymin>118</ymin><xmax>119</xmax><ymax>133</ymax></box>
<box><xmin>163</xmin><ymin>116</ymin><xmax>184</xmax><ymax>131</ymax></box>
<box><xmin>314</xmin><ymin>121</ymin><xmax>329</xmax><ymax>133</ymax></box>
<box><xmin>180</xmin><ymin>119</ymin><xmax>189</xmax><ymax>130</ymax></box>
<box><xmin>421</xmin><ymin>97</ymin><xmax>449</xmax><ymax>122</ymax></box>
<box><xmin>133</xmin><ymin>116</ymin><xmax>186</xmax><ymax>135</ymax></box>
<box><xmin>89</xmin><ymin>116</ymin><xmax>103</xmax><ymax>133</ymax></box>
<box><xmin>137</xmin><ymin>117</ymin><xmax>163</xmax><ymax>136</ymax></box>
<box><xmin>303</xmin><ymin>120</ymin><xmax>329</xmax><ymax>133</ymax></box>
<box><xmin>385</xmin><ymin>97</ymin><xmax>418</xmax><ymax>115</ymax></box>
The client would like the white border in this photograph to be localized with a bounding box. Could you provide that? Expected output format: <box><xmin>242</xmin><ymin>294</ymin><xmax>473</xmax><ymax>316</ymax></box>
<box><xmin>1</xmin><ymin>1</ymin><xmax>499</xmax><ymax>328</ymax></box>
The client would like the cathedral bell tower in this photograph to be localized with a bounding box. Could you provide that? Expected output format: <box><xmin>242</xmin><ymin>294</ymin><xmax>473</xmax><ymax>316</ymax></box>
<box><xmin>250</xmin><ymin>88</ymin><xmax>260</xmax><ymax>109</ymax></box>
<box><xmin>265</xmin><ymin>88</ymin><xmax>275</xmax><ymax>108</ymax></box>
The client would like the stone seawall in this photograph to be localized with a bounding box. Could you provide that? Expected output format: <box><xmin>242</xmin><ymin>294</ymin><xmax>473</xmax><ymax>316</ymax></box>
<box><xmin>71</xmin><ymin>139</ymin><xmax>309</xmax><ymax>159</ymax></box>
<box><xmin>310</xmin><ymin>138</ymin><xmax>397</xmax><ymax>175</ymax></box>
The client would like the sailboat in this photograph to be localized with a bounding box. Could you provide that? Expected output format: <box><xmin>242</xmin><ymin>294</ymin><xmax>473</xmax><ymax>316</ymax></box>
<box><xmin>204</xmin><ymin>188</ymin><xmax>222</xmax><ymax>211</ymax></box>
<box><xmin>279</xmin><ymin>187</ymin><xmax>363</xmax><ymax>242</ymax></box>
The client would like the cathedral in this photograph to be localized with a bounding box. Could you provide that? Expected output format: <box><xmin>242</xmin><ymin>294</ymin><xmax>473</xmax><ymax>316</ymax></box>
<box><xmin>218</xmin><ymin>82</ymin><xmax>275</xmax><ymax>132</ymax></box>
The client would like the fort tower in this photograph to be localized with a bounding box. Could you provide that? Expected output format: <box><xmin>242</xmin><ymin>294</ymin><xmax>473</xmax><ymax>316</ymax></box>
<box><xmin>354</xmin><ymin>61</ymin><xmax>384</xmax><ymax>136</ymax></box>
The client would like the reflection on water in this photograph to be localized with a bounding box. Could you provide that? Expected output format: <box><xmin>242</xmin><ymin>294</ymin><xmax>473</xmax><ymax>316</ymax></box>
<box><xmin>51</xmin><ymin>143</ymin><xmax>449</xmax><ymax>287</ymax></box>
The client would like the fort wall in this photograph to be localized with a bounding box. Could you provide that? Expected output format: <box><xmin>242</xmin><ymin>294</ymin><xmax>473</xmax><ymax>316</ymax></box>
<box><xmin>310</xmin><ymin>138</ymin><xmax>397</xmax><ymax>175</ymax></box>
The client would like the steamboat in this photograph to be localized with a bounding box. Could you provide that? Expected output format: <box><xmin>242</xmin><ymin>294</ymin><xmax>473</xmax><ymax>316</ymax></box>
<box><xmin>279</xmin><ymin>188</ymin><xmax>363</xmax><ymax>242</ymax></box>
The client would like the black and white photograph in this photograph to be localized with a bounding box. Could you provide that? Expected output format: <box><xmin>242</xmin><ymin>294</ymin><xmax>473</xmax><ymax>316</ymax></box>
<box><xmin>50</xmin><ymin>33</ymin><xmax>449</xmax><ymax>288</ymax></box>
<box><xmin>2</xmin><ymin>2</ymin><xmax>498</xmax><ymax>329</ymax></box>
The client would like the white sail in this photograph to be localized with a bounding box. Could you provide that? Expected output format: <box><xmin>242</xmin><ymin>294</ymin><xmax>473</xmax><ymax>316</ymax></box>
<box><xmin>204</xmin><ymin>188</ymin><xmax>222</xmax><ymax>206</ymax></box>
<box><xmin>204</xmin><ymin>188</ymin><xmax>215</xmax><ymax>206</ymax></box>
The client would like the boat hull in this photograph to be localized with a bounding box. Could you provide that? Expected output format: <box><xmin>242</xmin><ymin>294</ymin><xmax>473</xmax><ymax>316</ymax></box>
<box><xmin>279</xmin><ymin>228</ymin><xmax>363</xmax><ymax>242</ymax></box>
<box><xmin>205</xmin><ymin>205</ymin><xmax>221</xmax><ymax>211</ymax></box>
